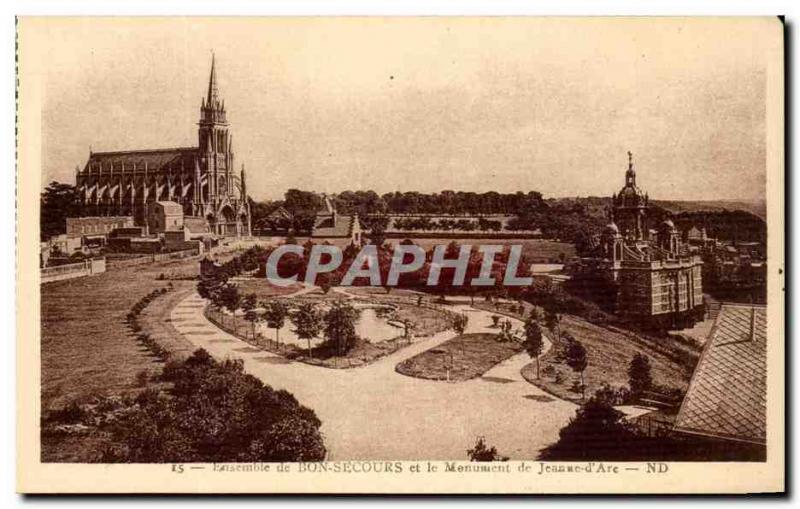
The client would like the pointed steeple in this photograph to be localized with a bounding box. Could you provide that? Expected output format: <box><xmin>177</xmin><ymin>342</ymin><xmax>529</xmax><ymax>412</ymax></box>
<box><xmin>207</xmin><ymin>52</ymin><xmax>219</xmax><ymax>106</ymax></box>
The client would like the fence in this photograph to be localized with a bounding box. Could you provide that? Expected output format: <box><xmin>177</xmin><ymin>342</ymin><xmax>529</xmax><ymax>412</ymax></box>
<box><xmin>41</xmin><ymin>258</ymin><xmax>106</xmax><ymax>283</ymax></box>
<box><xmin>106</xmin><ymin>247</ymin><xmax>200</xmax><ymax>269</ymax></box>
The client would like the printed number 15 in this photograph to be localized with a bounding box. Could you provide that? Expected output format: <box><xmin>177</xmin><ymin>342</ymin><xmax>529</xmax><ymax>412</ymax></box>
<box><xmin>172</xmin><ymin>464</ymin><xmax>184</xmax><ymax>473</ymax></box>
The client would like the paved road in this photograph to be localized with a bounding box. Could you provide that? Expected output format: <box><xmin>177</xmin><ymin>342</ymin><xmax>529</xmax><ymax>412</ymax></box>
<box><xmin>171</xmin><ymin>292</ymin><xmax>577</xmax><ymax>460</ymax></box>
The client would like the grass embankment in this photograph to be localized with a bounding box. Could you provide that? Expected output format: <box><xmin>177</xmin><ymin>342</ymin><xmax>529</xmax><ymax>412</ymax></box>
<box><xmin>470</xmin><ymin>297</ymin><xmax>699</xmax><ymax>403</ymax></box>
<box><xmin>521</xmin><ymin>315</ymin><xmax>700</xmax><ymax>403</ymax></box>
<box><xmin>40</xmin><ymin>257</ymin><xmax>200</xmax><ymax>412</ymax></box>
<box><xmin>41</xmin><ymin>258</ymin><xmax>204</xmax><ymax>462</ymax></box>
<box><xmin>395</xmin><ymin>333</ymin><xmax>523</xmax><ymax>381</ymax></box>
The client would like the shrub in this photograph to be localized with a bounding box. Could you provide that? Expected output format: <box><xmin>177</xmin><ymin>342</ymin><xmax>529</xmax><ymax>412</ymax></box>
<box><xmin>628</xmin><ymin>353</ymin><xmax>653</xmax><ymax>397</ymax></box>
<box><xmin>467</xmin><ymin>436</ymin><xmax>508</xmax><ymax>462</ymax></box>
<box><xmin>45</xmin><ymin>401</ymin><xmax>87</xmax><ymax>425</ymax></box>
<box><xmin>539</xmin><ymin>394</ymin><xmax>638</xmax><ymax>461</ymax></box>
<box><xmin>593</xmin><ymin>383</ymin><xmax>632</xmax><ymax>406</ymax></box>
<box><xmin>103</xmin><ymin>349</ymin><xmax>326</xmax><ymax>463</ymax></box>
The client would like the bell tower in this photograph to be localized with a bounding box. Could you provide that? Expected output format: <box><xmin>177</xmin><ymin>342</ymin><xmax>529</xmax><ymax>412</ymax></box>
<box><xmin>612</xmin><ymin>151</ymin><xmax>649</xmax><ymax>241</ymax></box>
<box><xmin>198</xmin><ymin>53</ymin><xmax>233</xmax><ymax>205</ymax></box>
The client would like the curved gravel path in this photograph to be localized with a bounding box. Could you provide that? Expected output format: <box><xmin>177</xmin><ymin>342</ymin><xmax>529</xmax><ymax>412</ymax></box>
<box><xmin>170</xmin><ymin>291</ymin><xmax>576</xmax><ymax>460</ymax></box>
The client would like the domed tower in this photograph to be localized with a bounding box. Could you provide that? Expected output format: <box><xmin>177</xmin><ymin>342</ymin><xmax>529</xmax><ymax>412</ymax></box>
<box><xmin>612</xmin><ymin>151</ymin><xmax>649</xmax><ymax>241</ymax></box>
<box><xmin>657</xmin><ymin>219</ymin><xmax>681</xmax><ymax>256</ymax></box>
<box><xmin>601</xmin><ymin>221</ymin><xmax>624</xmax><ymax>263</ymax></box>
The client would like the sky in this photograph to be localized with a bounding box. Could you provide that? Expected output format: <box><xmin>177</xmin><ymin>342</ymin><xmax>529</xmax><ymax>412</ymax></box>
<box><xmin>36</xmin><ymin>17</ymin><xmax>774</xmax><ymax>202</ymax></box>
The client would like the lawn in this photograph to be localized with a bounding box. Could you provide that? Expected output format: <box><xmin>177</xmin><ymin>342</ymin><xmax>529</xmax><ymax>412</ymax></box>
<box><xmin>230</xmin><ymin>277</ymin><xmax>304</xmax><ymax>299</ymax></box>
<box><xmin>521</xmin><ymin>315</ymin><xmax>700</xmax><ymax>403</ymax></box>
<box><xmin>471</xmin><ymin>298</ymin><xmax>700</xmax><ymax>403</ymax></box>
<box><xmin>40</xmin><ymin>257</ymin><xmax>201</xmax><ymax>413</ymax></box>
<box><xmin>395</xmin><ymin>333</ymin><xmax>523</xmax><ymax>381</ymax></box>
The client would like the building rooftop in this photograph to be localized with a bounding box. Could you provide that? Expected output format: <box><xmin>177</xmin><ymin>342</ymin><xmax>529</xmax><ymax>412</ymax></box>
<box><xmin>673</xmin><ymin>304</ymin><xmax>767</xmax><ymax>444</ymax></box>
<box><xmin>83</xmin><ymin>147</ymin><xmax>198</xmax><ymax>172</ymax></box>
<box><xmin>312</xmin><ymin>213</ymin><xmax>357</xmax><ymax>238</ymax></box>
<box><xmin>152</xmin><ymin>201</ymin><xmax>184</xmax><ymax>215</ymax></box>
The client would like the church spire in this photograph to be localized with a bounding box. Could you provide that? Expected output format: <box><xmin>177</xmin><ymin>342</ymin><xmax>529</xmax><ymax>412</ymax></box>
<box><xmin>206</xmin><ymin>52</ymin><xmax>219</xmax><ymax>107</ymax></box>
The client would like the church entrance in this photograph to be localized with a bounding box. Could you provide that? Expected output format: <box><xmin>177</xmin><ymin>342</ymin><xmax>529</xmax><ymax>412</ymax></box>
<box><xmin>217</xmin><ymin>205</ymin><xmax>239</xmax><ymax>237</ymax></box>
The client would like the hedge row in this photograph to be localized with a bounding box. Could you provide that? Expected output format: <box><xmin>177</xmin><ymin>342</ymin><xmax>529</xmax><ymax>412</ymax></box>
<box><xmin>125</xmin><ymin>286</ymin><xmax>173</xmax><ymax>362</ymax></box>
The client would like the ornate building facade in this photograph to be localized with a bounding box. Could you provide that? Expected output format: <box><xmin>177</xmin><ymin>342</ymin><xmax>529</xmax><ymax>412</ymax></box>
<box><xmin>75</xmin><ymin>56</ymin><xmax>251</xmax><ymax>237</ymax></box>
<box><xmin>585</xmin><ymin>153</ymin><xmax>704</xmax><ymax>328</ymax></box>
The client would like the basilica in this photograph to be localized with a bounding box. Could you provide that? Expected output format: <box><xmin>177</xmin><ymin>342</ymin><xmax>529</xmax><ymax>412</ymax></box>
<box><xmin>580</xmin><ymin>153</ymin><xmax>704</xmax><ymax>328</ymax></box>
<box><xmin>74</xmin><ymin>56</ymin><xmax>251</xmax><ymax>237</ymax></box>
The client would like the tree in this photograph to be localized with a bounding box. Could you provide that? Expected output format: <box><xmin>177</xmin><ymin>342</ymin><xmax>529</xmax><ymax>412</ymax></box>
<box><xmin>628</xmin><ymin>353</ymin><xmax>653</xmax><ymax>397</ymax></box>
<box><xmin>317</xmin><ymin>272</ymin><xmax>333</xmax><ymax>294</ymax></box>
<box><xmin>241</xmin><ymin>293</ymin><xmax>259</xmax><ymax>339</ymax></box>
<box><xmin>323</xmin><ymin>301</ymin><xmax>361</xmax><ymax>358</ymax></box>
<box><xmin>544</xmin><ymin>307</ymin><xmax>561</xmax><ymax>341</ymax></box>
<box><xmin>41</xmin><ymin>181</ymin><xmax>78</xmax><ymax>241</ymax></box>
<box><xmin>566</xmin><ymin>339</ymin><xmax>588</xmax><ymax>400</ymax></box>
<box><xmin>368</xmin><ymin>216</ymin><xmax>388</xmax><ymax>247</ymax></box>
<box><xmin>218</xmin><ymin>284</ymin><xmax>241</xmax><ymax>332</ymax></box>
<box><xmin>523</xmin><ymin>317</ymin><xmax>544</xmax><ymax>379</ymax></box>
<box><xmin>452</xmin><ymin>314</ymin><xmax>468</xmax><ymax>336</ymax></box>
<box><xmin>291</xmin><ymin>302</ymin><xmax>324</xmax><ymax>358</ymax></box>
<box><xmin>467</xmin><ymin>436</ymin><xmax>508</xmax><ymax>462</ymax></box>
<box><xmin>198</xmin><ymin>274</ymin><xmax>226</xmax><ymax>302</ymax></box>
<box><xmin>264</xmin><ymin>300</ymin><xmax>289</xmax><ymax>348</ymax></box>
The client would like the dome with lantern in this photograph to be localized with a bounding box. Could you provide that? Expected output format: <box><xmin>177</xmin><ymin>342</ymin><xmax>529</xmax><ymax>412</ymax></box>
<box><xmin>612</xmin><ymin>151</ymin><xmax>648</xmax><ymax>209</ymax></box>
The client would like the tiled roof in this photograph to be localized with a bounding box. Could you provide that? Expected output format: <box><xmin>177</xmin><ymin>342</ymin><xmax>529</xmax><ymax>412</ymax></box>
<box><xmin>312</xmin><ymin>214</ymin><xmax>355</xmax><ymax>238</ymax></box>
<box><xmin>267</xmin><ymin>206</ymin><xmax>293</xmax><ymax>220</ymax></box>
<box><xmin>83</xmin><ymin>147</ymin><xmax>198</xmax><ymax>172</ymax></box>
<box><xmin>673</xmin><ymin>304</ymin><xmax>767</xmax><ymax>444</ymax></box>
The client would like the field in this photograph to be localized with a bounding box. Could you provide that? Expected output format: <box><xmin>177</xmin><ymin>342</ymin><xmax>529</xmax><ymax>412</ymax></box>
<box><xmin>395</xmin><ymin>333</ymin><xmax>522</xmax><ymax>381</ymax></box>
<box><xmin>40</xmin><ymin>257</ymin><xmax>201</xmax><ymax>413</ymax></box>
<box><xmin>245</xmin><ymin>236</ymin><xmax>576</xmax><ymax>263</ymax></box>
<box><xmin>402</xmin><ymin>238</ymin><xmax>575</xmax><ymax>263</ymax></box>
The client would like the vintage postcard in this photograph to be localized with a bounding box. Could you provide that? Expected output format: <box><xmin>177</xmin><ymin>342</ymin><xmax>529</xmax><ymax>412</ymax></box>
<box><xmin>16</xmin><ymin>17</ymin><xmax>784</xmax><ymax>494</ymax></box>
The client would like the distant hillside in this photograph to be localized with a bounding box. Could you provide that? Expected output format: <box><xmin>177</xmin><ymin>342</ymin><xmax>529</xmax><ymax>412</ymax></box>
<box><xmin>651</xmin><ymin>199</ymin><xmax>766</xmax><ymax>221</ymax></box>
<box><xmin>549</xmin><ymin>196</ymin><xmax>766</xmax><ymax>244</ymax></box>
<box><xmin>550</xmin><ymin>197</ymin><xmax>766</xmax><ymax>221</ymax></box>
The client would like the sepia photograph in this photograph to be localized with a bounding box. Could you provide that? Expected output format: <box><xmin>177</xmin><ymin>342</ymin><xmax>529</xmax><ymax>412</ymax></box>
<box><xmin>15</xmin><ymin>15</ymin><xmax>784</xmax><ymax>494</ymax></box>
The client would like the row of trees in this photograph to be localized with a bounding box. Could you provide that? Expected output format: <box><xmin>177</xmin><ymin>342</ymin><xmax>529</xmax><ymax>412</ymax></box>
<box><xmin>392</xmin><ymin>216</ymin><xmax>503</xmax><ymax>233</ymax></box>
<box><xmin>521</xmin><ymin>306</ymin><xmax>589</xmax><ymax>399</ymax></box>
<box><xmin>203</xmin><ymin>280</ymin><xmax>364</xmax><ymax>360</ymax></box>
<box><xmin>198</xmin><ymin>246</ymin><xmax>365</xmax><ymax>359</ymax></box>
